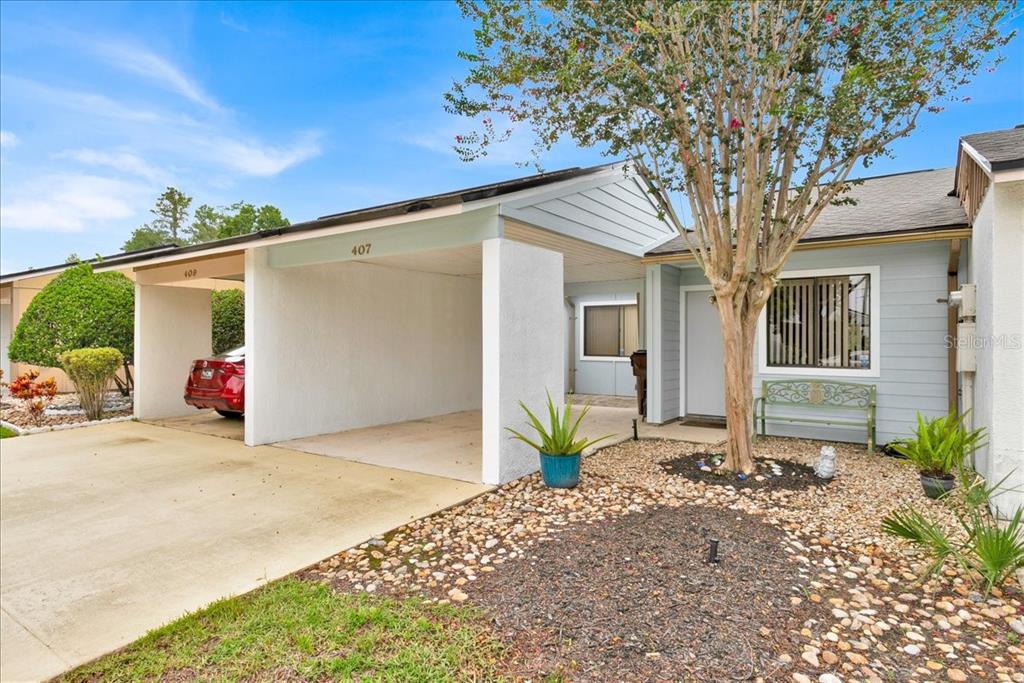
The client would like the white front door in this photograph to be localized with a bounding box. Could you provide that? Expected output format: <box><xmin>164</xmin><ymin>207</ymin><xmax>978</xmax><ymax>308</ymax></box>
<box><xmin>684</xmin><ymin>289</ymin><xmax>725</xmax><ymax>417</ymax></box>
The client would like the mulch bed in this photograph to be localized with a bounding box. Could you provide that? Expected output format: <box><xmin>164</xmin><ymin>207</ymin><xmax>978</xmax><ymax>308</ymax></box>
<box><xmin>468</xmin><ymin>504</ymin><xmax>820</xmax><ymax>682</ymax></box>
<box><xmin>661</xmin><ymin>451</ymin><xmax>828</xmax><ymax>492</ymax></box>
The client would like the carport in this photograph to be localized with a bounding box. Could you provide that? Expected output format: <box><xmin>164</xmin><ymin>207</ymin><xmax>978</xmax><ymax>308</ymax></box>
<box><xmin>132</xmin><ymin>163</ymin><xmax>678</xmax><ymax>485</ymax></box>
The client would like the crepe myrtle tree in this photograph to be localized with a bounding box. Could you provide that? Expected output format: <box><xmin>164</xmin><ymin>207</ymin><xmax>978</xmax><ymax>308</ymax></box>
<box><xmin>446</xmin><ymin>0</ymin><xmax>1015</xmax><ymax>473</ymax></box>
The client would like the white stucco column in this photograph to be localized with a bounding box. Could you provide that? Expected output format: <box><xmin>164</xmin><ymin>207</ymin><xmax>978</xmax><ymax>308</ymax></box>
<box><xmin>481</xmin><ymin>238</ymin><xmax>564</xmax><ymax>485</ymax></box>
<box><xmin>134</xmin><ymin>284</ymin><xmax>211</xmax><ymax>420</ymax></box>
<box><xmin>244</xmin><ymin>247</ymin><xmax>265</xmax><ymax>447</ymax></box>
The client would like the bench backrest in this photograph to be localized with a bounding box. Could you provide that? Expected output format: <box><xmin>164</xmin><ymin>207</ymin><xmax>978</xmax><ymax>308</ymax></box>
<box><xmin>761</xmin><ymin>379</ymin><xmax>875</xmax><ymax>410</ymax></box>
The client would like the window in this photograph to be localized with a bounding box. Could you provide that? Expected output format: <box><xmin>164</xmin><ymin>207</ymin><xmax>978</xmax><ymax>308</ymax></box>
<box><xmin>583</xmin><ymin>303</ymin><xmax>639</xmax><ymax>358</ymax></box>
<box><xmin>765</xmin><ymin>273</ymin><xmax>872</xmax><ymax>370</ymax></box>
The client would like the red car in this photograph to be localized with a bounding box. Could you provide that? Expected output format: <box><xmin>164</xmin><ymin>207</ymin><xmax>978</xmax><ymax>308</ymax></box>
<box><xmin>184</xmin><ymin>346</ymin><xmax>245</xmax><ymax>418</ymax></box>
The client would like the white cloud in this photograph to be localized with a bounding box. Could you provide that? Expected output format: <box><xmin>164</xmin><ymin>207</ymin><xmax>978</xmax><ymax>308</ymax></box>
<box><xmin>89</xmin><ymin>42</ymin><xmax>221</xmax><ymax>112</ymax></box>
<box><xmin>1</xmin><ymin>75</ymin><xmax>168</xmax><ymax>124</ymax></box>
<box><xmin>219</xmin><ymin>13</ymin><xmax>249</xmax><ymax>33</ymax></box>
<box><xmin>0</xmin><ymin>130</ymin><xmax>18</xmax><ymax>147</ymax></box>
<box><xmin>0</xmin><ymin>174</ymin><xmax>146</xmax><ymax>232</ymax></box>
<box><xmin>55</xmin><ymin>148</ymin><xmax>163</xmax><ymax>181</ymax></box>
<box><xmin>198</xmin><ymin>133</ymin><xmax>323</xmax><ymax>177</ymax></box>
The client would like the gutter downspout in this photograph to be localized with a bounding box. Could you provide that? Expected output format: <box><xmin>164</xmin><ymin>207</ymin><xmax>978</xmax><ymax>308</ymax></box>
<box><xmin>946</xmin><ymin>238</ymin><xmax>961</xmax><ymax>414</ymax></box>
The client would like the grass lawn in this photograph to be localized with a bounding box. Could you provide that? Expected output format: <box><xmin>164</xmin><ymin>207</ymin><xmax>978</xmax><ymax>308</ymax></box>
<box><xmin>0</xmin><ymin>425</ymin><xmax>17</xmax><ymax>438</ymax></box>
<box><xmin>58</xmin><ymin>579</ymin><xmax>504</xmax><ymax>682</ymax></box>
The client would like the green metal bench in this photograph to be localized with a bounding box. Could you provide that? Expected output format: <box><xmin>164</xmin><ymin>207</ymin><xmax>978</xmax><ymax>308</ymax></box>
<box><xmin>753</xmin><ymin>379</ymin><xmax>876</xmax><ymax>453</ymax></box>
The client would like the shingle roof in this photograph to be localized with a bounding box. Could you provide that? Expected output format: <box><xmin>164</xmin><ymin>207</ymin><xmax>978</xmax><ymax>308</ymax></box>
<box><xmin>961</xmin><ymin>126</ymin><xmax>1024</xmax><ymax>171</ymax></box>
<box><xmin>646</xmin><ymin>167</ymin><xmax>967</xmax><ymax>257</ymax></box>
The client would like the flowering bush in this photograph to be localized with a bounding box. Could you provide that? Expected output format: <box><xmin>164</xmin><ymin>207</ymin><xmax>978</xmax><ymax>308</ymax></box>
<box><xmin>8</xmin><ymin>370</ymin><xmax>58</xmax><ymax>425</ymax></box>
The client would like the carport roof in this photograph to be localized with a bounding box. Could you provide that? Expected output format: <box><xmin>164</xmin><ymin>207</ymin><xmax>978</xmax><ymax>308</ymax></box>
<box><xmin>1</xmin><ymin>162</ymin><xmax>625</xmax><ymax>283</ymax></box>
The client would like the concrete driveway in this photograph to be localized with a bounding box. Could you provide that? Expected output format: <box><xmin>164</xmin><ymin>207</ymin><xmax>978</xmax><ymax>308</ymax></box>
<box><xmin>0</xmin><ymin>421</ymin><xmax>488</xmax><ymax>682</ymax></box>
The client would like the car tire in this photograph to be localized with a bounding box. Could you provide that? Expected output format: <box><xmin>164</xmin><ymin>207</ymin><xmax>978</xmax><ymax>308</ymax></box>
<box><xmin>216</xmin><ymin>410</ymin><xmax>244</xmax><ymax>419</ymax></box>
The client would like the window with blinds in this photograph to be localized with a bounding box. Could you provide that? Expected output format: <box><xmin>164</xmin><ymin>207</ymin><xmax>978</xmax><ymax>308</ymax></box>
<box><xmin>766</xmin><ymin>274</ymin><xmax>871</xmax><ymax>370</ymax></box>
<box><xmin>583</xmin><ymin>303</ymin><xmax>639</xmax><ymax>358</ymax></box>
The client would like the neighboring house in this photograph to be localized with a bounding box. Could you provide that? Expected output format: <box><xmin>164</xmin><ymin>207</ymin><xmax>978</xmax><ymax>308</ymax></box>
<box><xmin>643</xmin><ymin>125</ymin><xmax>1022</xmax><ymax>517</ymax></box>
<box><xmin>0</xmin><ymin>247</ymin><xmax>241</xmax><ymax>392</ymax></box>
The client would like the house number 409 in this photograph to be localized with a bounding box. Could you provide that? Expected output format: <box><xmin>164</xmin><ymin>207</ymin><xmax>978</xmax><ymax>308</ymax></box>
<box><xmin>351</xmin><ymin>243</ymin><xmax>372</xmax><ymax>256</ymax></box>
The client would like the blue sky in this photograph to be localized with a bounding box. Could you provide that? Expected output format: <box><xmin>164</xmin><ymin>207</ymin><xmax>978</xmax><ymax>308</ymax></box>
<box><xmin>1</xmin><ymin>2</ymin><xmax>1022</xmax><ymax>274</ymax></box>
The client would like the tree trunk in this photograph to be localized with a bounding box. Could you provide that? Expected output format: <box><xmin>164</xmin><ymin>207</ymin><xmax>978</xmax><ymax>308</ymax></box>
<box><xmin>714</xmin><ymin>291</ymin><xmax>762</xmax><ymax>474</ymax></box>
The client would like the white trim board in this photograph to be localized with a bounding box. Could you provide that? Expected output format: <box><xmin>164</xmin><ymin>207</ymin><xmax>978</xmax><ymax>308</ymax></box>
<box><xmin>756</xmin><ymin>264</ymin><xmax>882</xmax><ymax>379</ymax></box>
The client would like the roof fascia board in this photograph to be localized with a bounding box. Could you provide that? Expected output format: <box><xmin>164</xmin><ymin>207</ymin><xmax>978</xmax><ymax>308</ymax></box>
<box><xmin>642</xmin><ymin>226</ymin><xmax>973</xmax><ymax>264</ymax></box>
<box><xmin>496</xmin><ymin>166</ymin><xmax>628</xmax><ymax>211</ymax></box>
<box><xmin>960</xmin><ymin>140</ymin><xmax>993</xmax><ymax>174</ymax></box>
<box><xmin>266</xmin><ymin>206</ymin><xmax>501</xmax><ymax>269</ymax></box>
<box><xmin>993</xmin><ymin>167</ymin><xmax>1024</xmax><ymax>183</ymax></box>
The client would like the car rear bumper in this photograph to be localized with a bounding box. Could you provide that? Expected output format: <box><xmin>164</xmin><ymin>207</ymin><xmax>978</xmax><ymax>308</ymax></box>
<box><xmin>184</xmin><ymin>394</ymin><xmax>244</xmax><ymax>413</ymax></box>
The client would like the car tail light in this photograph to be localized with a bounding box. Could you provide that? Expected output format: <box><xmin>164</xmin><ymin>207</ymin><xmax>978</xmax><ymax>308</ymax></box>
<box><xmin>221</xmin><ymin>363</ymin><xmax>245</xmax><ymax>376</ymax></box>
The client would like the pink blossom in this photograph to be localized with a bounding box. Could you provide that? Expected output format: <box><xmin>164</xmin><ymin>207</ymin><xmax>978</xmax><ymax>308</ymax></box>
<box><xmin>455</xmin><ymin>135</ymin><xmax>463</xmax><ymax>143</ymax></box>
<box><xmin>824</xmin><ymin>12</ymin><xmax>833</xmax><ymax>23</ymax></box>
<box><xmin>679</xmin><ymin>81</ymin><xmax>687</xmax><ymax>92</ymax></box>
<box><xmin>729</xmin><ymin>118</ymin><xmax>743</xmax><ymax>129</ymax></box>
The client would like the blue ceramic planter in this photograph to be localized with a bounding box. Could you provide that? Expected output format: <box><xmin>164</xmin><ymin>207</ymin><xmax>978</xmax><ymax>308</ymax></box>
<box><xmin>539</xmin><ymin>451</ymin><xmax>581</xmax><ymax>488</ymax></box>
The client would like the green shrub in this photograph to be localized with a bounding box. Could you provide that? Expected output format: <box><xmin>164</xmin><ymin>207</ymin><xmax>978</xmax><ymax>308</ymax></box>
<box><xmin>890</xmin><ymin>410</ymin><xmax>986</xmax><ymax>477</ymax></box>
<box><xmin>8</xmin><ymin>263</ymin><xmax>134</xmax><ymax>369</ymax></box>
<box><xmin>211</xmin><ymin>289</ymin><xmax>244</xmax><ymax>354</ymax></box>
<box><xmin>59</xmin><ymin>348</ymin><xmax>124</xmax><ymax>421</ymax></box>
<box><xmin>882</xmin><ymin>456</ymin><xmax>1024</xmax><ymax>593</ymax></box>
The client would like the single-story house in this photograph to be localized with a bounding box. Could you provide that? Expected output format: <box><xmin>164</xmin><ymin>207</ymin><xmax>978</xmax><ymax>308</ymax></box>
<box><xmin>1</xmin><ymin>126</ymin><xmax>1020</xmax><ymax>513</ymax></box>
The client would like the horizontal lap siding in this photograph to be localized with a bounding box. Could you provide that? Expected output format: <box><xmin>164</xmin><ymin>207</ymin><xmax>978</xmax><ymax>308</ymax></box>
<box><xmin>660</xmin><ymin>266</ymin><xmax>681</xmax><ymax>418</ymax></box>
<box><xmin>506</xmin><ymin>178</ymin><xmax>676</xmax><ymax>254</ymax></box>
<box><xmin>755</xmin><ymin>241</ymin><xmax>954</xmax><ymax>446</ymax></box>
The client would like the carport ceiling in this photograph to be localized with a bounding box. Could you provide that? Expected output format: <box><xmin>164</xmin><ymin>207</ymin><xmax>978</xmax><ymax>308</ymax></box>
<box><xmin>353</xmin><ymin>220</ymin><xmax>646</xmax><ymax>283</ymax></box>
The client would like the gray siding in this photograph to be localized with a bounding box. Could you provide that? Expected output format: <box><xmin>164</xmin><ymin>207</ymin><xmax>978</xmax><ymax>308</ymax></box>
<box><xmin>753</xmin><ymin>241</ymin><xmax>954</xmax><ymax>445</ymax></box>
<box><xmin>502</xmin><ymin>174</ymin><xmax>677</xmax><ymax>256</ymax></box>
<box><xmin>664</xmin><ymin>242</ymin><xmax>955</xmax><ymax>445</ymax></box>
<box><xmin>659</xmin><ymin>265</ymin><xmax>681</xmax><ymax>419</ymax></box>
<box><xmin>565</xmin><ymin>280</ymin><xmax>644</xmax><ymax>397</ymax></box>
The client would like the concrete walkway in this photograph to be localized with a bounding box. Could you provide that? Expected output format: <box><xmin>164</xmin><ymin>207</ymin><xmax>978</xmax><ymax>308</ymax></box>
<box><xmin>0</xmin><ymin>421</ymin><xmax>488</xmax><ymax>682</ymax></box>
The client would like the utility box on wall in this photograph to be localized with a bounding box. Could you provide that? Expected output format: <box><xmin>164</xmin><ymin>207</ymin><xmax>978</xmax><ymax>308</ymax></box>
<box><xmin>957</xmin><ymin>321</ymin><xmax>977</xmax><ymax>373</ymax></box>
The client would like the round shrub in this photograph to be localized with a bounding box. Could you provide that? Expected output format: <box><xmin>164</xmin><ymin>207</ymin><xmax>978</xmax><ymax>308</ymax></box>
<box><xmin>58</xmin><ymin>347</ymin><xmax>124</xmax><ymax>421</ymax></box>
<box><xmin>8</xmin><ymin>263</ymin><xmax>134</xmax><ymax>368</ymax></box>
<box><xmin>211</xmin><ymin>289</ymin><xmax>244</xmax><ymax>354</ymax></box>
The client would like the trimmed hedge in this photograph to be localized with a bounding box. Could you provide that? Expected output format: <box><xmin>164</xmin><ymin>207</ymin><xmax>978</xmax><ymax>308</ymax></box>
<box><xmin>211</xmin><ymin>289</ymin><xmax>244</xmax><ymax>354</ymax></box>
<box><xmin>59</xmin><ymin>348</ymin><xmax>124</xmax><ymax>421</ymax></box>
<box><xmin>9</xmin><ymin>264</ymin><xmax>134</xmax><ymax>368</ymax></box>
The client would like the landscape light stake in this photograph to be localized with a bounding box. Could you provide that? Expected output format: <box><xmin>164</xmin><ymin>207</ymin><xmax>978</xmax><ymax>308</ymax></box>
<box><xmin>632</xmin><ymin>418</ymin><xmax>639</xmax><ymax>441</ymax></box>
<box><xmin>707</xmin><ymin>538</ymin><xmax>720</xmax><ymax>564</ymax></box>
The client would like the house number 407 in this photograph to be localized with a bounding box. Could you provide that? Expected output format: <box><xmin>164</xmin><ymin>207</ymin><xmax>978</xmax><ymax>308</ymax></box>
<box><xmin>351</xmin><ymin>243</ymin><xmax>372</xmax><ymax>256</ymax></box>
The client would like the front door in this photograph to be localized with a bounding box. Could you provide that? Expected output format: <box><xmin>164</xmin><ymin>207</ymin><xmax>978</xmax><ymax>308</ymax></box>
<box><xmin>684</xmin><ymin>289</ymin><xmax>725</xmax><ymax>417</ymax></box>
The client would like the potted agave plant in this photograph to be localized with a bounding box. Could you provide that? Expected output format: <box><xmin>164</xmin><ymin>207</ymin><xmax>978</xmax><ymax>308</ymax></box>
<box><xmin>891</xmin><ymin>410</ymin><xmax>986</xmax><ymax>499</ymax></box>
<box><xmin>506</xmin><ymin>392</ymin><xmax>614</xmax><ymax>488</ymax></box>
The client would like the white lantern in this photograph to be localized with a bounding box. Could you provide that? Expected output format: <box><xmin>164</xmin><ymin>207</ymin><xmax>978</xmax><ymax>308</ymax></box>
<box><xmin>815</xmin><ymin>445</ymin><xmax>836</xmax><ymax>480</ymax></box>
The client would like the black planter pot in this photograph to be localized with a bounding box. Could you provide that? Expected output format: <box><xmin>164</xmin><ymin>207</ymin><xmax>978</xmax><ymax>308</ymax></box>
<box><xmin>919</xmin><ymin>472</ymin><xmax>955</xmax><ymax>499</ymax></box>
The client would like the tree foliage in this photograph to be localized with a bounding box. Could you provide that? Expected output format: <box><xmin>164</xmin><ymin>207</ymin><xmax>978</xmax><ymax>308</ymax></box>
<box><xmin>125</xmin><ymin>187</ymin><xmax>290</xmax><ymax>250</ymax></box>
<box><xmin>212</xmin><ymin>289</ymin><xmax>245</xmax><ymax>354</ymax></box>
<box><xmin>447</xmin><ymin>0</ymin><xmax>1015</xmax><ymax>472</ymax></box>
<box><xmin>8</xmin><ymin>263</ymin><xmax>135</xmax><ymax>368</ymax></box>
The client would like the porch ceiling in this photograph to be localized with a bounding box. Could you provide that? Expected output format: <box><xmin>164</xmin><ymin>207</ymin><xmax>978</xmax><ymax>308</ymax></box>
<box><xmin>349</xmin><ymin>220</ymin><xmax>646</xmax><ymax>283</ymax></box>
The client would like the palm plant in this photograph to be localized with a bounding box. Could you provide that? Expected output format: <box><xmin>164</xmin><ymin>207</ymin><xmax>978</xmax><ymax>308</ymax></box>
<box><xmin>883</xmin><ymin>464</ymin><xmax>1024</xmax><ymax>593</ymax></box>
<box><xmin>506</xmin><ymin>392</ymin><xmax>614</xmax><ymax>455</ymax></box>
<box><xmin>891</xmin><ymin>410</ymin><xmax>986</xmax><ymax>477</ymax></box>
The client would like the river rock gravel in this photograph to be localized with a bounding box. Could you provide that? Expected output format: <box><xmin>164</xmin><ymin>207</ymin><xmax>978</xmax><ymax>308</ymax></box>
<box><xmin>308</xmin><ymin>436</ymin><xmax>1023</xmax><ymax>682</ymax></box>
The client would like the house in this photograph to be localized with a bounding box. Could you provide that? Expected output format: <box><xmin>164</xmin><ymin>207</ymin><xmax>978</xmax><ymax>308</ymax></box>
<box><xmin>2</xmin><ymin>127</ymin><xmax>1019</xmax><ymax>509</ymax></box>
<box><xmin>641</xmin><ymin>125</ymin><xmax>1022</xmax><ymax>517</ymax></box>
<box><xmin>3</xmin><ymin>163</ymin><xmax>678</xmax><ymax>486</ymax></box>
